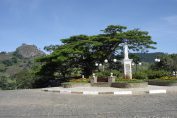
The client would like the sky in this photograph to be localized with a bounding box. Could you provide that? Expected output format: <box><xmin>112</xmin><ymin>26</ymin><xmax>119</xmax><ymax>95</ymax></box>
<box><xmin>0</xmin><ymin>0</ymin><xmax>177</xmax><ymax>53</ymax></box>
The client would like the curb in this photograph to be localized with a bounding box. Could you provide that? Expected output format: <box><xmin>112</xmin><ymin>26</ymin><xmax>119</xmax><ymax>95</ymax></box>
<box><xmin>148</xmin><ymin>90</ymin><xmax>167</xmax><ymax>94</ymax></box>
<box><xmin>83</xmin><ymin>91</ymin><xmax>98</xmax><ymax>95</ymax></box>
<box><xmin>114</xmin><ymin>91</ymin><xmax>132</xmax><ymax>95</ymax></box>
<box><xmin>60</xmin><ymin>90</ymin><xmax>72</xmax><ymax>94</ymax></box>
<box><xmin>42</xmin><ymin>89</ymin><xmax>168</xmax><ymax>95</ymax></box>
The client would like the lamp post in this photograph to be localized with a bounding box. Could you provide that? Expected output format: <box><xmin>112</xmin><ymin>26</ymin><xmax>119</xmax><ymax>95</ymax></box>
<box><xmin>173</xmin><ymin>71</ymin><xmax>177</xmax><ymax>77</ymax></box>
<box><xmin>95</xmin><ymin>62</ymin><xmax>103</xmax><ymax>71</ymax></box>
<box><xmin>95</xmin><ymin>59</ymin><xmax>118</xmax><ymax>72</ymax></box>
<box><xmin>154</xmin><ymin>58</ymin><xmax>161</xmax><ymax>70</ymax></box>
<box><xmin>103</xmin><ymin>59</ymin><xmax>108</xmax><ymax>71</ymax></box>
<box><xmin>104</xmin><ymin>58</ymin><xmax>118</xmax><ymax>71</ymax></box>
<box><xmin>132</xmin><ymin>62</ymin><xmax>142</xmax><ymax>72</ymax></box>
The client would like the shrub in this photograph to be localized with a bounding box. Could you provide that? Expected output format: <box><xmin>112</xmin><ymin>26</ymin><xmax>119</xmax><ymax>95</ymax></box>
<box><xmin>133</xmin><ymin>71</ymin><xmax>148</xmax><ymax>80</ymax></box>
<box><xmin>111</xmin><ymin>70</ymin><xmax>121</xmax><ymax>77</ymax></box>
<box><xmin>160</xmin><ymin>76</ymin><xmax>177</xmax><ymax>80</ymax></box>
<box><xmin>69</xmin><ymin>78</ymin><xmax>89</xmax><ymax>83</ymax></box>
<box><xmin>94</xmin><ymin>70</ymin><xmax>121</xmax><ymax>78</ymax></box>
<box><xmin>2</xmin><ymin>60</ymin><xmax>13</xmax><ymax>66</ymax></box>
<box><xmin>147</xmin><ymin>70</ymin><xmax>170</xmax><ymax>79</ymax></box>
<box><xmin>14</xmin><ymin>70</ymin><xmax>35</xmax><ymax>89</ymax></box>
<box><xmin>95</xmin><ymin>71</ymin><xmax>110</xmax><ymax>78</ymax></box>
<box><xmin>0</xmin><ymin>76</ymin><xmax>16</xmax><ymax>90</ymax></box>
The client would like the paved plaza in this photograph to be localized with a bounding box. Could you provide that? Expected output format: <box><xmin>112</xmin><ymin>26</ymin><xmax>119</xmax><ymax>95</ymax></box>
<box><xmin>0</xmin><ymin>89</ymin><xmax>177</xmax><ymax>118</ymax></box>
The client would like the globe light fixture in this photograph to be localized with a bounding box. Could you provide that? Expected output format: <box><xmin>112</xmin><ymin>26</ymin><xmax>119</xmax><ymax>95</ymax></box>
<box><xmin>113</xmin><ymin>59</ymin><xmax>117</xmax><ymax>62</ymax></box>
<box><xmin>173</xmin><ymin>71</ymin><xmax>176</xmax><ymax>76</ymax></box>
<box><xmin>132</xmin><ymin>62</ymin><xmax>135</xmax><ymax>66</ymax></box>
<box><xmin>139</xmin><ymin>62</ymin><xmax>142</xmax><ymax>66</ymax></box>
<box><xmin>95</xmin><ymin>63</ymin><xmax>98</xmax><ymax>66</ymax></box>
<box><xmin>104</xmin><ymin>59</ymin><xmax>108</xmax><ymax>63</ymax></box>
<box><xmin>99</xmin><ymin>63</ymin><xmax>102</xmax><ymax>66</ymax></box>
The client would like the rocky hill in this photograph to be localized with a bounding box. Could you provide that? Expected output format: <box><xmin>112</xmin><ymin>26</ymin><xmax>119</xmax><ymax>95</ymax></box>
<box><xmin>14</xmin><ymin>43</ymin><xmax>45</xmax><ymax>58</ymax></box>
<box><xmin>0</xmin><ymin>44</ymin><xmax>45</xmax><ymax>76</ymax></box>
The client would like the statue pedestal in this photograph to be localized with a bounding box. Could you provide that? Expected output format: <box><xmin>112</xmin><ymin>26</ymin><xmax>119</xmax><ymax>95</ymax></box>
<box><xmin>123</xmin><ymin>59</ymin><xmax>133</xmax><ymax>79</ymax></box>
<box><xmin>108</xmin><ymin>76</ymin><xmax>116</xmax><ymax>86</ymax></box>
<box><xmin>93</xmin><ymin>76</ymin><xmax>97</xmax><ymax>83</ymax></box>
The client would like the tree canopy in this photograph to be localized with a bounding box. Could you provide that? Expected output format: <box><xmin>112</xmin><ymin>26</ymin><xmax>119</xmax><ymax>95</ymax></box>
<box><xmin>36</xmin><ymin>25</ymin><xmax>156</xmax><ymax>86</ymax></box>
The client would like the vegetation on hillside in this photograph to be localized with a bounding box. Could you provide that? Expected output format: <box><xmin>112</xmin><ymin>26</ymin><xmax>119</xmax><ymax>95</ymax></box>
<box><xmin>0</xmin><ymin>44</ymin><xmax>44</xmax><ymax>90</ymax></box>
<box><xmin>132</xmin><ymin>52</ymin><xmax>165</xmax><ymax>63</ymax></box>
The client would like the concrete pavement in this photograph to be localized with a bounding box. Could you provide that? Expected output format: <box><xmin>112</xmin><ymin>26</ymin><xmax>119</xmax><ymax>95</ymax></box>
<box><xmin>0</xmin><ymin>89</ymin><xmax>177</xmax><ymax>118</ymax></box>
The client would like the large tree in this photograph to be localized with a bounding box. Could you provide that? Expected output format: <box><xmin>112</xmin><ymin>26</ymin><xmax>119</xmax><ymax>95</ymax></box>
<box><xmin>36</xmin><ymin>25</ymin><xmax>156</xmax><ymax>85</ymax></box>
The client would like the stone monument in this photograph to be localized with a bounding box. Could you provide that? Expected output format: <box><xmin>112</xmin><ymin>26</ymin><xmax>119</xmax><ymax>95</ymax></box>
<box><xmin>123</xmin><ymin>41</ymin><xmax>133</xmax><ymax>79</ymax></box>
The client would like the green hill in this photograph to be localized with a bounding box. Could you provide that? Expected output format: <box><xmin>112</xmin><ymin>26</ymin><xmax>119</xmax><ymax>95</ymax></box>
<box><xmin>132</xmin><ymin>52</ymin><xmax>165</xmax><ymax>63</ymax></box>
<box><xmin>0</xmin><ymin>44</ymin><xmax>45</xmax><ymax>76</ymax></box>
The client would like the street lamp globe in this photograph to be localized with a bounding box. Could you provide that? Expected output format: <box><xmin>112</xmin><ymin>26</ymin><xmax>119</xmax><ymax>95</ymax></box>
<box><xmin>173</xmin><ymin>71</ymin><xmax>176</xmax><ymax>76</ymax></box>
<box><xmin>104</xmin><ymin>59</ymin><xmax>108</xmax><ymax>63</ymax></box>
<box><xmin>132</xmin><ymin>62</ymin><xmax>135</xmax><ymax>66</ymax></box>
<box><xmin>113</xmin><ymin>59</ymin><xmax>117</xmax><ymax>62</ymax></box>
<box><xmin>95</xmin><ymin>63</ymin><xmax>98</xmax><ymax>66</ymax></box>
<box><xmin>139</xmin><ymin>62</ymin><xmax>142</xmax><ymax>66</ymax></box>
<box><xmin>99</xmin><ymin>63</ymin><xmax>102</xmax><ymax>66</ymax></box>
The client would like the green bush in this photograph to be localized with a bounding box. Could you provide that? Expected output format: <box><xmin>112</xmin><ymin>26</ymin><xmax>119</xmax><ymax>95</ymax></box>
<box><xmin>2</xmin><ymin>60</ymin><xmax>13</xmax><ymax>66</ymax></box>
<box><xmin>133</xmin><ymin>71</ymin><xmax>148</xmax><ymax>80</ymax></box>
<box><xmin>69</xmin><ymin>78</ymin><xmax>89</xmax><ymax>83</ymax></box>
<box><xmin>14</xmin><ymin>70</ymin><xmax>35</xmax><ymax>89</ymax></box>
<box><xmin>95</xmin><ymin>71</ymin><xmax>111</xmax><ymax>78</ymax></box>
<box><xmin>94</xmin><ymin>70</ymin><xmax>121</xmax><ymax>78</ymax></box>
<box><xmin>160</xmin><ymin>76</ymin><xmax>177</xmax><ymax>80</ymax></box>
<box><xmin>147</xmin><ymin>70</ymin><xmax>170</xmax><ymax>79</ymax></box>
<box><xmin>111</xmin><ymin>70</ymin><xmax>121</xmax><ymax>77</ymax></box>
<box><xmin>0</xmin><ymin>76</ymin><xmax>16</xmax><ymax>90</ymax></box>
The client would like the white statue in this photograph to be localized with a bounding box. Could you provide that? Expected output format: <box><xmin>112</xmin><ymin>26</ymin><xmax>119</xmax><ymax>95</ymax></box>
<box><xmin>123</xmin><ymin>41</ymin><xmax>133</xmax><ymax>79</ymax></box>
<box><xmin>124</xmin><ymin>42</ymin><xmax>129</xmax><ymax>59</ymax></box>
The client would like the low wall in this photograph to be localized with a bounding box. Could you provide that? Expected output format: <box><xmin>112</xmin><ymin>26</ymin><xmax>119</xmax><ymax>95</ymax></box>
<box><xmin>91</xmin><ymin>82</ymin><xmax>109</xmax><ymax>87</ymax></box>
<box><xmin>61</xmin><ymin>83</ymin><xmax>91</xmax><ymax>88</ymax></box>
<box><xmin>111</xmin><ymin>82</ymin><xmax>148</xmax><ymax>88</ymax></box>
